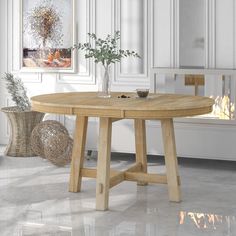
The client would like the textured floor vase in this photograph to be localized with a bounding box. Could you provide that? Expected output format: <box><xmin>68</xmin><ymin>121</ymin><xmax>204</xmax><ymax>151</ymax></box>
<box><xmin>1</xmin><ymin>107</ymin><xmax>44</xmax><ymax>157</ymax></box>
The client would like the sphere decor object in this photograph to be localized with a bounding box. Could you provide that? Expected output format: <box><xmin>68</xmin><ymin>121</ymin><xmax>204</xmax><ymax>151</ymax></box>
<box><xmin>30</xmin><ymin>120</ymin><xmax>73</xmax><ymax>166</ymax></box>
<box><xmin>1</xmin><ymin>107</ymin><xmax>44</xmax><ymax>157</ymax></box>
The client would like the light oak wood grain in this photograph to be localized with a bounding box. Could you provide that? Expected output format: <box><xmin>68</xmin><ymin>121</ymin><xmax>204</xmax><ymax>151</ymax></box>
<box><xmin>109</xmin><ymin>172</ymin><xmax>125</xmax><ymax>189</ymax></box>
<box><xmin>125</xmin><ymin>163</ymin><xmax>142</xmax><ymax>172</ymax></box>
<box><xmin>134</xmin><ymin>119</ymin><xmax>148</xmax><ymax>185</ymax></box>
<box><xmin>96</xmin><ymin>117</ymin><xmax>112</xmax><ymax>210</ymax></box>
<box><xmin>125</xmin><ymin>172</ymin><xmax>167</xmax><ymax>184</ymax></box>
<box><xmin>31</xmin><ymin>92</ymin><xmax>214</xmax><ymax>210</ymax></box>
<box><xmin>31</xmin><ymin>92</ymin><xmax>214</xmax><ymax>119</ymax></box>
<box><xmin>78</xmin><ymin>165</ymin><xmax>181</xmax><ymax>186</ymax></box>
<box><xmin>69</xmin><ymin>116</ymin><xmax>88</xmax><ymax>192</ymax></box>
<box><xmin>161</xmin><ymin>118</ymin><xmax>181</xmax><ymax>202</ymax></box>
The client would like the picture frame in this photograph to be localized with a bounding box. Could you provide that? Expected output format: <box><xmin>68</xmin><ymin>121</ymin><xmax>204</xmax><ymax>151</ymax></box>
<box><xmin>20</xmin><ymin>0</ymin><xmax>76</xmax><ymax>73</ymax></box>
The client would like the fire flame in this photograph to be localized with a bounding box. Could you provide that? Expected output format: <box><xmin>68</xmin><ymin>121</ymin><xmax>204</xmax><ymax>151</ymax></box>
<box><xmin>210</xmin><ymin>95</ymin><xmax>235</xmax><ymax>120</ymax></box>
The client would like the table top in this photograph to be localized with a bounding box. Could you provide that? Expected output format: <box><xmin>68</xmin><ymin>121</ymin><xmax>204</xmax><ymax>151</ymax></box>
<box><xmin>31</xmin><ymin>92</ymin><xmax>214</xmax><ymax>119</ymax></box>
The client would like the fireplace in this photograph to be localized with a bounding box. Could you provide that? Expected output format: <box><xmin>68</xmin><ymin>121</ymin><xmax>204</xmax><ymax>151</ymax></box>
<box><xmin>152</xmin><ymin>71</ymin><xmax>236</xmax><ymax>121</ymax></box>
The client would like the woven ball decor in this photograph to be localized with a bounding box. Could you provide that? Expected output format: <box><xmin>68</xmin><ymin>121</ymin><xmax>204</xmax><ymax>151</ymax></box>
<box><xmin>30</xmin><ymin>120</ymin><xmax>73</xmax><ymax>166</ymax></box>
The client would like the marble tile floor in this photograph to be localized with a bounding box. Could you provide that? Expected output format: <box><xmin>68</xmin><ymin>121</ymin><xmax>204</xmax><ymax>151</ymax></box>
<box><xmin>0</xmin><ymin>146</ymin><xmax>236</xmax><ymax>236</ymax></box>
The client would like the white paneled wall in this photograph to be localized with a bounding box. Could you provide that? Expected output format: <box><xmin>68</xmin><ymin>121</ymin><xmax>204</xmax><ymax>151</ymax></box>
<box><xmin>215</xmin><ymin>0</ymin><xmax>235</xmax><ymax>68</ymax></box>
<box><xmin>120</xmin><ymin>0</ymin><xmax>145</xmax><ymax>74</ymax></box>
<box><xmin>1</xmin><ymin>0</ymin><xmax>236</xmax><ymax>160</ymax></box>
<box><xmin>114</xmin><ymin>0</ymin><xmax>149</xmax><ymax>87</ymax></box>
<box><xmin>152</xmin><ymin>0</ymin><xmax>236</xmax><ymax>70</ymax></box>
<box><xmin>0</xmin><ymin>0</ymin><xmax>149</xmax><ymax>146</ymax></box>
<box><xmin>179</xmin><ymin>0</ymin><xmax>205</xmax><ymax>67</ymax></box>
<box><xmin>152</xmin><ymin>0</ymin><xmax>172</xmax><ymax>68</ymax></box>
<box><xmin>151</xmin><ymin>0</ymin><xmax>236</xmax><ymax>161</ymax></box>
<box><xmin>0</xmin><ymin>0</ymin><xmax>10</xmax><ymax>144</ymax></box>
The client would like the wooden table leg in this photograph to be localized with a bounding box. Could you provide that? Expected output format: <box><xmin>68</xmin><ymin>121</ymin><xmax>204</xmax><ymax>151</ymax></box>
<box><xmin>96</xmin><ymin>117</ymin><xmax>112</xmax><ymax>210</ymax></box>
<box><xmin>161</xmin><ymin>118</ymin><xmax>181</xmax><ymax>202</ymax></box>
<box><xmin>134</xmin><ymin>119</ymin><xmax>148</xmax><ymax>186</ymax></box>
<box><xmin>69</xmin><ymin>116</ymin><xmax>88</xmax><ymax>192</ymax></box>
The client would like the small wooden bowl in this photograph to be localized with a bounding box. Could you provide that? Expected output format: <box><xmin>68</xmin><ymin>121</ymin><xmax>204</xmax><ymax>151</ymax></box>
<box><xmin>136</xmin><ymin>89</ymin><xmax>149</xmax><ymax>98</ymax></box>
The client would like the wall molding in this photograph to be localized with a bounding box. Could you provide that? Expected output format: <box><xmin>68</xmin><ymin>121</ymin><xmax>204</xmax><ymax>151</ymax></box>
<box><xmin>7</xmin><ymin>0</ymin><xmax>13</xmax><ymax>73</ymax></box>
<box><xmin>205</xmin><ymin>0</ymin><xmax>209</xmax><ymax>68</ymax></box>
<box><xmin>173</xmin><ymin>0</ymin><xmax>179</xmax><ymax>68</ymax></box>
<box><xmin>234</xmin><ymin>0</ymin><xmax>236</xmax><ymax>69</ymax></box>
<box><xmin>151</xmin><ymin>0</ymin><xmax>232</xmax><ymax>70</ymax></box>
<box><xmin>209</xmin><ymin>0</ymin><xmax>216</xmax><ymax>68</ymax></box>
<box><xmin>58</xmin><ymin>0</ymin><xmax>95</xmax><ymax>84</ymax></box>
<box><xmin>150</xmin><ymin>0</ymin><xmax>154</xmax><ymax>68</ymax></box>
<box><xmin>170</xmin><ymin>0</ymin><xmax>175</xmax><ymax>67</ymax></box>
<box><xmin>8</xmin><ymin>0</ymin><xmax>43</xmax><ymax>83</ymax></box>
<box><xmin>6</xmin><ymin>0</ymin><xmax>11</xmax><ymax>73</ymax></box>
<box><xmin>113</xmin><ymin>0</ymin><xmax>149</xmax><ymax>86</ymax></box>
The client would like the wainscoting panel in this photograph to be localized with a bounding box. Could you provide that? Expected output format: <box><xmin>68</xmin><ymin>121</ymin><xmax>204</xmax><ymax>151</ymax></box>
<box><xmin>215</xmin><ymin>0</ymin><xmax>234</xmax><ymax>68</ymax></box>
<box><xmin>58</xmin><ymin>0</ymin><xmax>95</xmax><ymax>84</ymax></box>
<box><xmin>2</xmin><ymin>0</ymin><xmax>236</xmax><ymax>161</ymax></box>
<box><xmin>152</xmin><ymin>0</ymin><xmax>172</xmax><ymax>68</ymax></box>
<box><xmin>113</xmin><ymin>0</ymin><xmax>149</xmax><ymax>87</ymax></box>
<box><xmin>0</xmin><ymin>0</ymin><xmax>10</xmax><ymax>144</ymax></box>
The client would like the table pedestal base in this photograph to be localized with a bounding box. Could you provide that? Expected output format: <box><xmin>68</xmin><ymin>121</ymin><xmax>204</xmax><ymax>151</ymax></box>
<box><xmin>69</xmin><ymin>116</ymin><xmax>181</xmax><ymax>210</ymax></box>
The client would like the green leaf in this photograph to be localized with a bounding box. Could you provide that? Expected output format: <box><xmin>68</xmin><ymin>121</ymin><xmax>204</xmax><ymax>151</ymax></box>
<box><xmin>73</xmin><ymin>30</ymin><xmax>141</xmax><ymax>65</ymax></box>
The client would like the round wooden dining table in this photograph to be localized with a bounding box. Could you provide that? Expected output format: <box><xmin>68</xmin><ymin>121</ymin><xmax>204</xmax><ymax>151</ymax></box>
<box><xmin>31</xmin><ymin>92</ymin><xmax>214</xmax><ymax>210</ymax></box>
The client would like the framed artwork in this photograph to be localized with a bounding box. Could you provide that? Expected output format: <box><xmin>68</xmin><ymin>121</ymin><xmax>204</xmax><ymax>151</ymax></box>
<box><xmin>21</xmin><ymin>0</ymin><xmax>76</xmax><ymax>73</ymax></box>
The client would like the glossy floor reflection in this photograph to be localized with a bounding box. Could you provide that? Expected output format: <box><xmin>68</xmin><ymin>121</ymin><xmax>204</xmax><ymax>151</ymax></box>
<box><xmin>0</xmin><ymin>147</ymin><xmax>236</xmax><ymax>236</ymax></box>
